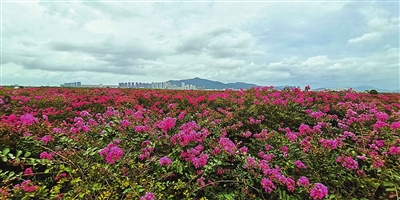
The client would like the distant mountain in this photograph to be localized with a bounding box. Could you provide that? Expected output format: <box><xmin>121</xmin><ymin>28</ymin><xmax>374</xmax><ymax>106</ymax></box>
<box><xmin>167</xmin><ymin>77</ymin><xmax>257</xmax><ymax>90</ymax></box>
<box><xmin>352</xmin><ymin>86</ymin><xmax>391</xmax><ymax>92</ymax></box>
<box><xmin>311</xmin><ymin>86</ymin><xmax>397</xmax><ymax>92</ymax></box>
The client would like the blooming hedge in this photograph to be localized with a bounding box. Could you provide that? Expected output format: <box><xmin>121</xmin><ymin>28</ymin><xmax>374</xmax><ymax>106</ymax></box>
<box><xmin>0</xmin><ymin>86</ymin><xmax>399</xmax><ymax>199</ymax></box>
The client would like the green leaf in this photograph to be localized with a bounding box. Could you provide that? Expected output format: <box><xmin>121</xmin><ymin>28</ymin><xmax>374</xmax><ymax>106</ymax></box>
<box><xmin>8</xmin><ymin>153</ymin><xmax>15</xmax><ymax>159</ymax></box>
<box><xmin>1</xmin><ymin>156</ymin><xmax>7</xmax><ymax>162</ymax></box>
<box><xmin>385</xmin><ymin>188</ymin><xmax>396</xmax><ymax>192</ymax></box>
<box><xmin>2</xmin><ymin>148</ymin><xmax>10</xmax><ymax>155</ymax></box>
<box><xmin>24</xmin><ymin>152</ymin><xmax>31</xmax><ymax>157</ymax></box>
<box><xmin>383</xmin><ymin>182</ymin><xmax>394</xmax><ymax>187</ymax></box>
<box><xmin>16</xmin><ymin>150</ymin><xmax>23</xmax><ymax>157</ymax></box>
<box><xmin>8</xmin><ymin>171</ymin><xmax>15</xmax><ymax>178</ymax></box>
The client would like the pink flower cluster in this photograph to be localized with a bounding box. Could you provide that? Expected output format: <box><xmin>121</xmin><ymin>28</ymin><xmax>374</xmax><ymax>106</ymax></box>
<box><xmin>219</xmin><ymin>137</ymin><xmax>236</xmax><ymax>155</ymax></box>
<box><xmin>40</xmin><ymin>151</ymin><xmax>54</xmax><ymax>160</ymax></box>
<box><xmin>20</xmin><ymin>114</ymin><xmax>39</xmax><ymax>126</ymax></box>
<box><xmin>336</xmin><ymin>156</ymin><xmax>358</xmax><ymax>170</ymax></box>
<box><xmin>159</xmin><ymin>156</ymin><xmax>172</xmax><ymax>166</ymax></box>
<box><xmin>41</xmin><ymin>135</ymin><xmax>54</xmax><ymax>145</ymax></box>
<box><xmin>140</xmin><ymin>192</ymin><xmax>155</xmax><ymax>200</ymax></box>
<box><xmin>170</xmin><ymin>121</ymin><xmax>209</xmax><ymax>147</ymax></box>
<box><xmin>310</xmin><ymin>183</ymin><xmax>329</xmax><ymax>200</ymax></box>
<box><xmin>294</xmin><ymin>160</ymin><xmax>307</xmax><ymax>171</ymax></box>
<box><xmin>157</xmin><ymin>117</ymin><xmax>176</xmax><ymax>133</ymax></box>
<box><xmin>261</xmin><ymin>178</ymin><xmax>276</xmax><ymax>193</ymax></box>
<box><xmin>297</xmin><ymin>176</ymin><xmax>310</xmax><ymax>187</ymax></box>
<box><xmin>180</xmin><ymin>145</ymin><xmax>209</xmax><ymax>168</ymax></box>
<box><xmin>14</xmin><ymin>180</ymin><xmax>38</xmax><ymax>193</ymax></box>
<box><xmin>319</xmin><ymin>138</ymin><xmax>342</xmax><ymax>150</ymax></box>
<box><xmin>99</xmin><ymin>141</ymin><xmax>124</xmax><ymax>164</ymax></box>
<box><xmin>24</xmin><ymin>168</ymin><xmax>34</xmax><ymax>176</ymax></box>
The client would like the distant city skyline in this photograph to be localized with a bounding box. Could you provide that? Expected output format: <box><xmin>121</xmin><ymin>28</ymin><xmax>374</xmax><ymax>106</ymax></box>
<box><xmin>1</xmin><ymin>1</ymin><xmax>399</xmax><ymax>90</ymax></box>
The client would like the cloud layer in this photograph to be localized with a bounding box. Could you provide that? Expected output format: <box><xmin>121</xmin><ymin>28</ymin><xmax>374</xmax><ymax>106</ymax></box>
<box><xmin>2</xmin><ymin>1</ymin><xmax>399</xmax><ymax>89</ymax></box>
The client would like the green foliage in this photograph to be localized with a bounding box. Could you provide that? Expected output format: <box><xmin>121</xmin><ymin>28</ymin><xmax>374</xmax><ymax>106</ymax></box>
<box><xmin>369</xmin><ymin>89</ymin><xmax>378</xmax><ymax>94</ymax></box>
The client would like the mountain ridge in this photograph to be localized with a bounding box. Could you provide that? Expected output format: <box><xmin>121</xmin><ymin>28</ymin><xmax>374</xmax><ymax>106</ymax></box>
<box><xmin>167</xmin><ymin>77</ymin><xmax>257</xmax><ymax>90</ymax></box>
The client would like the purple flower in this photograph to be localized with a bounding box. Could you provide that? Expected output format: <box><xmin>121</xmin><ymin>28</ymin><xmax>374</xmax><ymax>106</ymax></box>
<box><xmin>297</xmin><ymin>176</ymin><xmax>310</xmax><ymax>187</ymax></box>
<box><xmin>161</xmin><ymin>117</ymin><xmax>176</xmax><ymax>133</ymax></box>
<box><xmin>196</xmin><ymin>177</ymin><xmax>206</xmax><ymax>187</ymax></box>
<box><xmin>239</xmin><ymin>146</ymin><xmax>248</xmax><ymax>154</ymax></box>
<box><xmin>294</xmin><ymin>160</ymin><xmax>307</xmax><ymax>170</ymax></box>
<box><xmin>286</xmin><ymin>132</ymin><xmax>298</xmax><ymax>142</ymax></box>
<box><xmin>159</xmin><ymin>156</ymin><xmax>172</xmax><ymax>166</ymax></box>
<box><xmin>373</xmin><ymin>159</ymin><xmax>385</xmax><ymax>169</ymax></box>
<box><xmin>190</xmin><ymin>153</ymin><xmax>209</xmax><ymax>169</ymax></box>
<box><xmin>244</xmin><ymin>157</ymin><xmax>258</xmax><ymax>169</ymax></box>
<box><xmin>40</xmin><ymin>151</ymin><xmax>54</xmax><ymax>160</ymax></box>
<box><xmin>261</xmin><ymin>178</ymin><xmax>276</xmax><ymax>193</ymax></box>
<box><xmin>390</xmin><ymin>121</ymin><xmax>400</xmax><ymax>130</ymax></box>
<box><xmin>341</xmin><ymin>157</ymin><xmax>358</xmax><ymax>170</ymax></box>
<box><xmin>20</xmin><ymin>114</ymin><xmax>39</xmax><ymax>125</ymax></box>
<box><xmin>319</xmin><ymin>138</ymin><xmax>341</xmax><ymax>150</ymax></box>
<box><xmin>310</xmin><ymin>183</ymin><xmax>328</xmax><ymax>200</ymax></box>
<box><xmin>41</xmin><ymin>135</ymin><xmax>54</xmax><ymax>145</ymax></box>
<box><xmin>389</xmin><ymin>146</ymin><xmax>400</xmax><ymax>155</ymax></box>
<box><xmin>14</xmin><ymin>180</ymin><xmax>38</xmax><ymax>193</ymax></box>
<box><xmin>281</xmin><ymin>146</ymin><xmax>288</xmax><ymax>157</ymax></box>
<box><xmin>140</xmin><ymin>192</ymin><xmax>155</xmax><ymax>200</ymax></box>
<box><xmin>285</xmin><ymin>177</ymin><xmax>296</xmax><ymax>192</ymax></box>
<box><xmin>24</xmin><ymin>168</ymin><xmax>34</xmax><ymax>176</ymax></box>
<box><xmin>219</xmin><ymin>137</ymin><xmax>236</xmax><ymax>155</ymax></box>
<box><xmin>99</xmin><ymin>142</ymin><xmax>124</xmax><ymax>164</ymax></box>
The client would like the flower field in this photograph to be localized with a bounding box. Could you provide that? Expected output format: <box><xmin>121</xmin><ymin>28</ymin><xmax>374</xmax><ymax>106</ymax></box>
<box><xmin>0</xmin><ymin>86</ymin><xmax>399</xmax><ymax>199</ymax></box>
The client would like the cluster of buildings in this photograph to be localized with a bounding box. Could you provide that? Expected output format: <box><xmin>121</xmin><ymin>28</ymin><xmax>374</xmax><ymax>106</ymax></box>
<box><xmin>60</xmin><ymin>81</ymin><xmax>201</xmax><ymax>90</ymax></box>
<box><xmin>60</xmin><ymin>82</ymin><xmax>117</xmax><ymax>88</ymax></box>
<box><xmin>118</xmin><ymin>82</ymin><xmax>201</xmax><ymax>90</ymax></box>
<box><xmin>60</xmin><ymin>82</ymin><xmax>82</xmax><ymax>87</ymax></box>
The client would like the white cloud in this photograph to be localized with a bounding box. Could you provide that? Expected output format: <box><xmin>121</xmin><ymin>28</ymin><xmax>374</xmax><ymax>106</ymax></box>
<box><xmin>348</xmin><ymin>32</ymin><xmax>382</xmax><ymax>44</ymax></box>
<box><xmin>1</xmin><ymin>1</ymin><xmax>399</xmax><ymax>90</ymax></box>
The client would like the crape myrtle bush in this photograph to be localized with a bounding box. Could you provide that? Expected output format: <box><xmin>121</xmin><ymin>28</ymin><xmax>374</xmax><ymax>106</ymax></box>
<box><xmin>0</xmin><ymin>86</ymin><xmax>399</xmax><ymax>200</ymax></box>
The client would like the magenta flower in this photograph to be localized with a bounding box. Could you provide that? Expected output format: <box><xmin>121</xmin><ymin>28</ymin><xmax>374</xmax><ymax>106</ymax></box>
<box><xmin>310</xmin><ymin>183</ymin><xmax>328</xmax><ymax>200</ymax></box>
<box><xmin>261</xmin><ymin>178</ymin><xmax>276</xmax><ymax>193</ymax></box>
<box><xmin>389</xmin><ymin>146</ymin><xmax>400</xmax><ymax>155</ymax></box>
<box><xmin>99</xmin><ymin>142</ymin><xmax>124</xmax><ymax>164</ymax></box>
<box><xmin>196</xmin><ymin>177</ymin><xmax>206</xmax><ymax>187</ymax></box>
<box><xmin>390</xmin><ymin>121</ymin><xmax>400</xmax><ymax>130</ymax></box>
<box><xmin>281</xmin><ymin>146</ymin><xmax>288</xmax><ymax>157</ymax></box>
<box><xmin>341</xmin><ymin>157</ymin><xmax>358</xmax><ymax>170</ymax></box>
<box><xmin>285</xmin><ymin>177</ymin><xmax>296</xmax><ymax>192</ymax></box>
<box><xmin>161</xmin><ymin>117</ymin><xmax>176</xmax><ymax>133</ymax></box>
<box><xmin>14</xmin><ymin>180</ymin><xmax>38</xmax><ymax>193</ymax></box>
<box><xmin>20</xmin><ymin>114</ymin><xmax>39</xmax><ymax>125</ymax></box>
<box><xmin>319</xmin><ymin>138</ymin><xmax>341</xmax><ymax>150</ymax></box>
<box><xmin>239</xmin><ymin>146</ymin><xmax>248</xmax><ymax>154</ymax></box>
<box><xmin>265</xmin><ymin>144</ymin><xmax>273</xmax><ymax>151</ymax></box>
<box><xmin>375</xmin><ymin>112</ymin><xmax>388</xmax><ymax>121</ymax></box>
<box><xmin>294</xmin><ymin>160</ymin><xmax>307</xmax><ymax>170</ymax></box>
<box><xmin>373</xmin><ymin>159</ymin><xmax>385</xmax><ymax>169</ymax></box>
<box><xmin>140</xmin><ymin>192</ymin><xmax>155</xmax><ymax>200</ymax></box>
<box><xmin>219</xmin><ymin>137</ymin><xmax>236</xmax><ymax>155</ymax></box>
<box><xmin>40</xmin><ymin>151</ymin><xmax>54</xmax><ymax>160</ymax></box>
<box><xmin>41</xmin><ymin>135</ymin><xmax>54</xmax><ymax>145</ymax></box>
<box><xmin>190</xmin><ymin>153</ymin><xmax>209</xmax><ymax>169</ymax></box>
<box><xmin>24</xmin><ymin>168</ymin><xmax>34</xmax><ymax>176</ymax></box>
<box><xmin>297</xmin><ymin>176</ymin><xmax>310</xmax><ymax>187</ymax></box>
<box><xmin>244</xmin><ymin>157</ymin><xmax>258</xmax><ymax>169</ymax></box>
<box><xmin>159</xmin><ymin>156</ymin><xmax>172</xmax><ymax>166</ymax></box>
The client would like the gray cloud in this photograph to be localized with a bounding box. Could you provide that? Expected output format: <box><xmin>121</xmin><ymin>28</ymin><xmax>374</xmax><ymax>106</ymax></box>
<box><xmin>2</xmin><ymin>1</ymin><xmax>399</xmax><ymax>89</ymax></box>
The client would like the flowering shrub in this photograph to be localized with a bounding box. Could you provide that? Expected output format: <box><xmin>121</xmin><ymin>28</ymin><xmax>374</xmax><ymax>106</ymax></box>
<box><xmin>0</xmin><ymin>87</ymin><xmax>399</xmax><ymax>199</ymax></box>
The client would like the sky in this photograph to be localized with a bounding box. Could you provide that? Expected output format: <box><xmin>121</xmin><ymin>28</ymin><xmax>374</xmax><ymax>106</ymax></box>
<box><xmin>1</xmin><ymin>0</ymin><xmax>399</xmax><ymax>90</ymax></box>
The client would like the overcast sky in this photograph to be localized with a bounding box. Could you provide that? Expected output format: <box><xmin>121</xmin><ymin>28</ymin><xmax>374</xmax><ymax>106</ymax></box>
<box><xmin>1</xmin><ymin>0</ymin><xmax>399</xmax><ymax>89</ymax></box>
